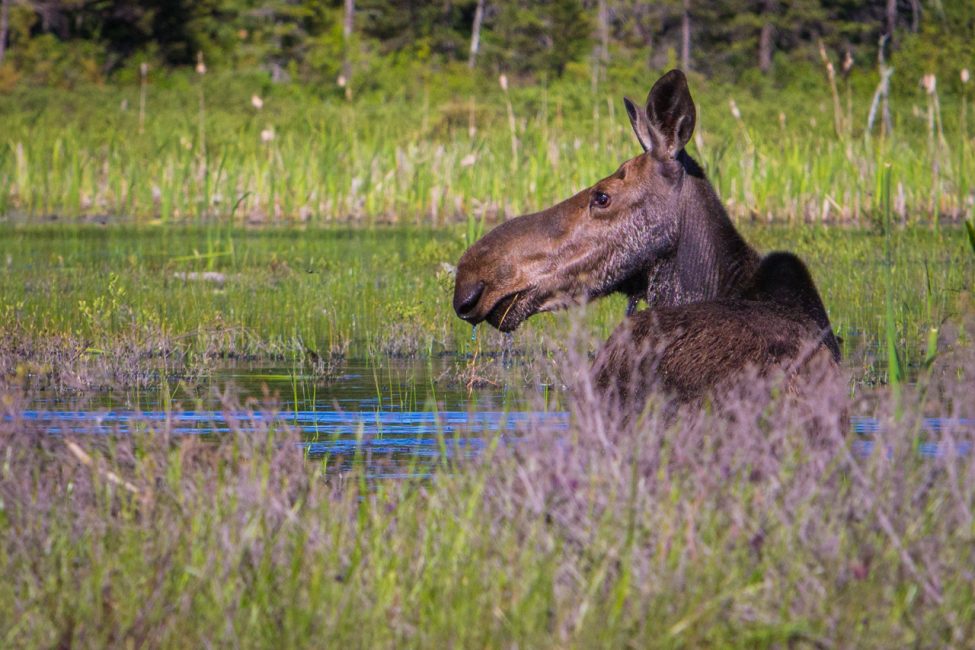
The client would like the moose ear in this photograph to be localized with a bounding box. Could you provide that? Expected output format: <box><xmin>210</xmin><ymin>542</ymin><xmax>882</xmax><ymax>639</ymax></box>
<box><xmin>623</xmin><ymin>96</ymin><xmax>654</xmax><ymax>153</ymax></box>
<box><xmin>644</xmin><ymin>69</ymin><xmax>696</xmax><ymax>158</ymax></box>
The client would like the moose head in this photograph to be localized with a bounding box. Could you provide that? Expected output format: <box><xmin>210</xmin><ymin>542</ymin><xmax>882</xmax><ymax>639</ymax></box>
<box><xmin>453</xmin><ymin>69</ymin><xmax>759</xmax><ymax>332</ymax></box>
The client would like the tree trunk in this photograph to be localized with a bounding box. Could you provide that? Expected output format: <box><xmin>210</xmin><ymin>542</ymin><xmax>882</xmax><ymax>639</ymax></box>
<box><xmin>342</xmin><ymin>0</ymin><xmax>354</xmax><ymax>100</ymax></box>
<box><xmin>468</xmin><ymin>0</ymin><xmax>485</xmax><ymax>69</ymax></box>
<box><xmin>645</xmin><ymin>29</ymin><xmax>654</xmax><ymax>73</ymax></box>
<box><xmin>0</xmin><ymin>0</ymin><xmax>10</xmax><ymax>66</ymax></box>
<box><xmin>633</xmin><ymin>6</ymin><xmax>654</xmax><ymax>72</ymax></box>
<box><xmin>758</xmin><ymin>0</ymin><xmax>774</xmax><ymax>73</ymax></box>
<box><xmin>680</xmin><ymin>0</ymin><xmax>690</xmax><ymax>71</ymax></box>
<box><xmin>886</xmin><ymin>0</ymin><xmax>897</xmax><ymax>42</ymax></box>
<box><xmin>597</xmin><ymin>0</ymin><xmax>609</xmax><ymax>78</ymax></box>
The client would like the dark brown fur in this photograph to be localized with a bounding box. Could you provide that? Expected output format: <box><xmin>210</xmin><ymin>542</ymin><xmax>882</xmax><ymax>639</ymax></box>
<box><xmin>453</xmin><ymin>70</ymin><xmax>842</xmax><ymax>410</ymax></box>
<box><xmin>594</xmin><ymin>292</ymin><xmax>837</xmax><ymax>407</ymax></box>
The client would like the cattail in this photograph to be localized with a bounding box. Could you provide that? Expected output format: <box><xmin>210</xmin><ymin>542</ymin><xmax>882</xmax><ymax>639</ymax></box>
<box><xmin>251</xmin><ymin>95</ymin><xmax>264</xmax><ymax>110</ymax></box>
<box><xmin>728</xmin><ymin>98</ymin><xmax>741</xmax><ymax>120</ymax></box>
<box><xmin>922</xmin><ymin>73</ymin><xmax>936</xmax><ymax>95</ymax></box>
<box><xmin>195</xmin><ymin>52</ymin><xmax>207</xmax><ymax>75</ymax></box>
<box><xmin>336</xmin><ymin>75</ymin><xmax>347</xmax><ymax>88</ymax></box>
<box><xmin>962</xmin><ymin>69</ymin><xmax>970</xmax><ymax>84</ymax></box>
<box><xmin>138</xmin><ymin>62</ymin><xmax>148</xmax><ymax>134</ymax></box>
<box><xmin>499</xmin><ymin>73</ymin><xmax>517</xmax><ymax>170</ymax></box>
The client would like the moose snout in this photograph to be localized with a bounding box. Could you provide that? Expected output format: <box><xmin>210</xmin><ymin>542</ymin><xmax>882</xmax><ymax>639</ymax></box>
<box><xmin>453</xmin><ymin>279</ymin><xmax>485</xmax><ymax>321</ymax></box>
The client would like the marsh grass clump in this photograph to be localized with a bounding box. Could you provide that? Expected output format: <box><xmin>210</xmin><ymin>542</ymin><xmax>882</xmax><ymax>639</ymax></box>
<box><xmin>0</xmin><ymin>322</ymin><xmax>190</xmax><ymax>393</ymax></box>
<box><xmin>298</xmin><ymin>338</ymin><xmax>348</xmax><ymax>381</ymax></box>
<box><xmin>2</xmin><ymin>327</ymin><xmax>975</xmax><ymax>646</ymax></box>
<box><xmin>438</xmin><ymin>324</ymin><xmax>564</xmax><ymax>393</ymax></box>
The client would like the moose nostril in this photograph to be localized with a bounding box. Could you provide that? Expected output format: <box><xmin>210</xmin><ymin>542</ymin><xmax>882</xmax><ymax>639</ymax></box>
<box><xmin>454</xmin><ymin>281</ymin><xmax>485</xmax><ymax>317</ymax></box>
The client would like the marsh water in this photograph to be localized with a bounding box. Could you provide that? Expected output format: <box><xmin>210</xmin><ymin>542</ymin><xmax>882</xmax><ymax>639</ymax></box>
<box><xmin>21</xmin><ymin>355</ymin><xmax>975</xmax><ymax>475</ymax></box>
<box><xmin>5</xmin><ymin>224</ymin><xmax>975</xmax><ymax>472</ymax></box>
<box><xmin>23</xmin><ymin>357</ymin><xmax>570</xmax><ymax>474</ymax></box>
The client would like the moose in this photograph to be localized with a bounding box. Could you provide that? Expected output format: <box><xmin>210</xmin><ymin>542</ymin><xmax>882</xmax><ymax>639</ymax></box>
<box><xmin>453</xmin><ymin>70</ymin><xmax>841</xmax><ymax>411</ymax></box>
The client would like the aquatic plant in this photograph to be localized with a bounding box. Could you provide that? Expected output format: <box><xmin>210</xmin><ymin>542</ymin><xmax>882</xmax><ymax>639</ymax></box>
<box><xmin>0</xmin><ymin>223</ymin><xmax>971</xmax><ymax>395</ymax></box>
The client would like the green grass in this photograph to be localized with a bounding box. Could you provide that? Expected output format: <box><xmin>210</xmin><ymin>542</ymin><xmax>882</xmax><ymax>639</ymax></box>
<box><xmin>0</xmin><ymin>223</ymin><xmax>971</xmax><ymax>392</ymax></box>
<box><xmin>1</xmin><ymin>69</ymin><xmax>973</xmax><ymax>226</ymax></box>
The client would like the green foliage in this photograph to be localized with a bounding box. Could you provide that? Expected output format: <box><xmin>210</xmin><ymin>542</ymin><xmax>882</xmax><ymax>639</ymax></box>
<box><xmin>893</xmin><ymin>2</ymin><xmax>975</xmax><ymax>98</ymax></box>
<box><xmin>358</xmin><ymin>0</ymin><xmax>475</xmax><ymax>61</ymax></box>
<box><xmin>483</xmin><ymin>0</ymin><xmax>592</xmax><ymax>77</ymax></box>
<box><xmin>3</xmin><ymin>32</ymin><xmax>106</xmax><ymax>86</ymax></box>
<box><xmin>0</xmin><ymin>0</ymin><xmax>973</xmax><ymax>84</ymax></box>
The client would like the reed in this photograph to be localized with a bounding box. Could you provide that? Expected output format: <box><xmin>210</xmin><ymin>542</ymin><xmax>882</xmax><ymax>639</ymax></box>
<box><xmin>138</xmin><ymin>62</ymin><xmax>148</xmax><ymax>135</ymax></box>
<box><xmin>1</xmin><ymin>68</ymin><xmax>974</xmax><ymax>225</ymax></box>
<box><xmin>881</xmin><ymin>163</ymin><xmax>904</xmax><ymax>403</ymax></box>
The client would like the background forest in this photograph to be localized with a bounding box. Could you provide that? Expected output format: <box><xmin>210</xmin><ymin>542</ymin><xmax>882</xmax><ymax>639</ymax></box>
<box><xmin>0</xmin><ymin>0</ymin><xmax>972</xmax><ymax>96</ymax></box>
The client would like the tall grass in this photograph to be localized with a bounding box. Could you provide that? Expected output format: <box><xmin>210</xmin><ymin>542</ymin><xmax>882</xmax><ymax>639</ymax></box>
<box><xmin>1</xmin><ymin>322</ymin><xmax>974</xmax><ymax>646</ymax></box>
<box><xmin>881</xmin><ymin>163</ymin><xmax>904</xmax><ymax>404</ymax></box>
<box><xmin>1</xmin><ymin>69</ymin><xmax>974</xmax><ymax>225</ymax></box>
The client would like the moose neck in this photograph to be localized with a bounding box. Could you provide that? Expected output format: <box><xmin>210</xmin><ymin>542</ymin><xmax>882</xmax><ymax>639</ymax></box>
<box><xmin>645</xmin><ymin>156</ymin><xmax>760</xmax><ymax>307</ymax></box>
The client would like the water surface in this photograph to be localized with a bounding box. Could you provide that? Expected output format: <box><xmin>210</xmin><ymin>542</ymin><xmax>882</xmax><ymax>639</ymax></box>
<box><xmin>24</xmin><ymin>357</ymin><xmax>567</xmax><ymax>474</ymax></box>
<box><xmin>21</xmin><ymin>356</ymin><xmax>975</xmax><ymax>475</ymax></box>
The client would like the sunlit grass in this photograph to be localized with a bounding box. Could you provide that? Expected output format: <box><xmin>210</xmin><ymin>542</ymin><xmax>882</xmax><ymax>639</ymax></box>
<box><xmin>0</xmin><ymin>223</ymin><xmax>971</xmax><ymax>393</ymax></box>
<box><xmin>1</xmin><ymin>70</ymin><xmax>973</xmax><ymax>226</ymax></box>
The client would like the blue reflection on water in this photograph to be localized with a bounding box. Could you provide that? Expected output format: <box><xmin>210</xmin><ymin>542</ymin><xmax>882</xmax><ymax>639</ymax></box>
<box><xmin>850</xmin><ymin>416</ymin><xmax>975</xmax><ymax>459</ymax></box>
<box><xmin>15</xmin><ymin>410</ymin><xmax>975</xmax><ymax>462</ymax></box>
<box><xmin>17</xmin><ymin>408</ymin><xmax>570</xmax><ymax>462</ymax></box>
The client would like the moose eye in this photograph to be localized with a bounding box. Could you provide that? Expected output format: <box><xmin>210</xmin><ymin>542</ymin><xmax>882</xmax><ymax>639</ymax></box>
<box><xmin>591</xmin><ymin>191</ymin><xmax>611</xmax><ymax>208</ymax></box>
